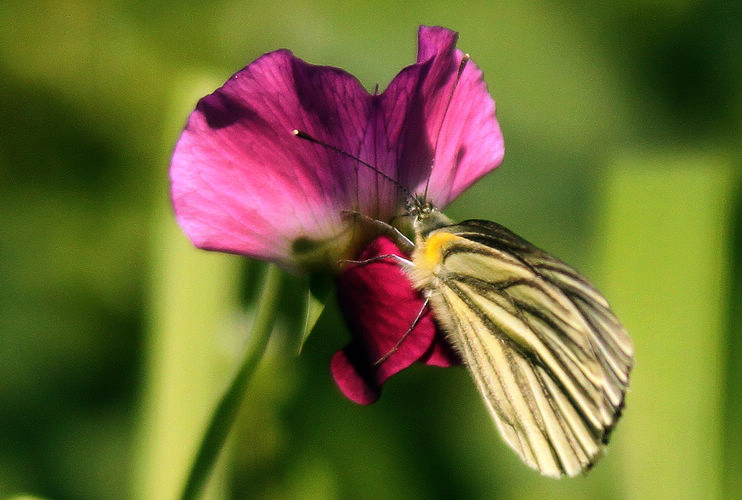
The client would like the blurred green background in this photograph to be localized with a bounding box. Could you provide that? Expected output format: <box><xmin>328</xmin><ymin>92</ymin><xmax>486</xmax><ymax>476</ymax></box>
<box><xmin>1</xmin><ymin>1</ymin><xmax>741</xmax><ymax>499</ymax></box>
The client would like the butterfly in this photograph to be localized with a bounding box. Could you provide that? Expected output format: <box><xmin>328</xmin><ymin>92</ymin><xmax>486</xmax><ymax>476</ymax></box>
<box><xmin>295</xmin><ymin>122</ymin><xmax>634</xmax><ymax>477</ymax></box>
<box><xmin>392</xmin><ymin>195</ymin><xmax>634</xmax><ymax>477</ymax></box>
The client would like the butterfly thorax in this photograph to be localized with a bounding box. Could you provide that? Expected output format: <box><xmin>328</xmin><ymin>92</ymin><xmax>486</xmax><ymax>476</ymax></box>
<box><xmin>405</xmin><ymin>195</ymin><xmax>458</xmax><ymax>291</ymax></box>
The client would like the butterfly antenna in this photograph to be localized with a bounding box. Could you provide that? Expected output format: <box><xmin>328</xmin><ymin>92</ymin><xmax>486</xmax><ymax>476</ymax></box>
<box><xmin>293</xmin><ymin>129</ymin><xmax>411</xmax><ymax>199</ymax></box>
<box><xmin>422</xmin><ymin>54</ymin><xmax>470</xmax><ymax>202</ymax></box>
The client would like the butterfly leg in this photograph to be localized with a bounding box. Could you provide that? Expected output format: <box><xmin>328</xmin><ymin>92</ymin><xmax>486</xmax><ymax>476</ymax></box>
<box><xmin>339</xmin><ymin>253</ymin><xmax>416</xmax><ymax>277</ymax></box>
<box><xmin>373</xmin><ymin>296</ymin><xmax>431</xmax><ymax>366</ymax></box>
<box><xmin>341</xmin><ymin>210</ymin><xmax>414</xmax><ymax>254</ymax></box>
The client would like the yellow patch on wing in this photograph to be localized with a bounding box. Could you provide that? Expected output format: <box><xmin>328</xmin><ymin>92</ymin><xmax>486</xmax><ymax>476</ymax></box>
<box><xmin>410</xmin><ymin>231</ymin><xmax>463</xmax><ymax>288</ymax></box>
<box><xmin>421</xmin><ymin>232</ymin><xmax>460</xmax><ymax>266</ymax></box>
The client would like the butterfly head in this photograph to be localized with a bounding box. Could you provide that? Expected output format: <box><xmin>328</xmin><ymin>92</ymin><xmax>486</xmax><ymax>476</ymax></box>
<box><xmin>405</xmin><ymin>194</ymin><xmax>453</xmax><ymax>237</ymax></box>
<box><xmin>406</xmin><ymin>194</ymin><xmax>434</xmax><ymax>218</ymax></box>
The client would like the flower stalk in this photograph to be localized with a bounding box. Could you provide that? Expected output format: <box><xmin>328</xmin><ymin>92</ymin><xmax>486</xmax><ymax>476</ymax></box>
<box><xmin>178</xmin><ymin>264</ymin><xmax>283</xmax><ymax>500</ymax></box>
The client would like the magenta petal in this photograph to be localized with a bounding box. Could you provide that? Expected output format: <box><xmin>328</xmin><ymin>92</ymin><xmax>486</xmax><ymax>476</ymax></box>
<box><xmin>383</xmin><ymin>26</ymin><xmax>505</xmax><ymax>209</ymax></box>
<box><xmin>171</xmin><ymin>26</ymin><xmax>503</xmax><ymax>273</ymax></box>
<box><xmin>332</xmin><ymin>237</ymin><xmax>440</xmax><ymax>402</ymax></box>
<box><xmin>171</xmin><ymin>50</ymin><xmax>382</xmax><ymax>271</ymax></box>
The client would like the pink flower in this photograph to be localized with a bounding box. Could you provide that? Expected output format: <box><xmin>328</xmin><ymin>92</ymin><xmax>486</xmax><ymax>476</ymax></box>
<box><xmin>170</xmin><ymin>26</ymin><xmax>503</xmax><ymax>274</ymax></box>
<box><xmin>169</xmin><ymin>26</ymin><xmax>504</xmax><ymax>404</ymax></box>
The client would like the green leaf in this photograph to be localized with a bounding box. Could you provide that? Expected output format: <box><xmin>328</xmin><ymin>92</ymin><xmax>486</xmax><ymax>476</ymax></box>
<box><xmin>298</xmin><ymin>272</ymin><xmax>334</xmax><ymax>353</ymax></box>
<box><xmin>6</xmin><ymin>496</ymin><xmax>52</xmax><ymax>500</ymax></box>
<box><xmin>597</xmin><ymin>154</ymin><xmax>734</xmax><ymax>500</ymax></box>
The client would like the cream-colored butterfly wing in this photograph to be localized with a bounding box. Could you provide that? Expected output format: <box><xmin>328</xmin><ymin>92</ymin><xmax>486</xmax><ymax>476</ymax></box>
<box><xmin>409</xmin><ymin>219</ymin><xmax>633</xmax><ymax>477</ymax></box>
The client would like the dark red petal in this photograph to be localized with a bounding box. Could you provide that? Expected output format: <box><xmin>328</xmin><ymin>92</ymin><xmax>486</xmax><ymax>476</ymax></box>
<box><xmin>420</xmin><ymin>332</ymin><xmax>462</xmax><ymax>367</ymax></box>
<box><xmin>332</xmin><ymin>237</ymin><xmax>439</xmax><ymax>403</ymax></box>
<box><xmin>330</xmin><ymin>345</ymin><xmax>381</xmax><ymax>405</ymax></box>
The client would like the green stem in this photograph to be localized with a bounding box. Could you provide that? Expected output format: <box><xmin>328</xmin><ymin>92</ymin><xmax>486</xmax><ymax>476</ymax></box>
<box><xmin>178</xmin><ymin>264</ymin><xmax>284</xmax><ymax>500</ymax></box>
